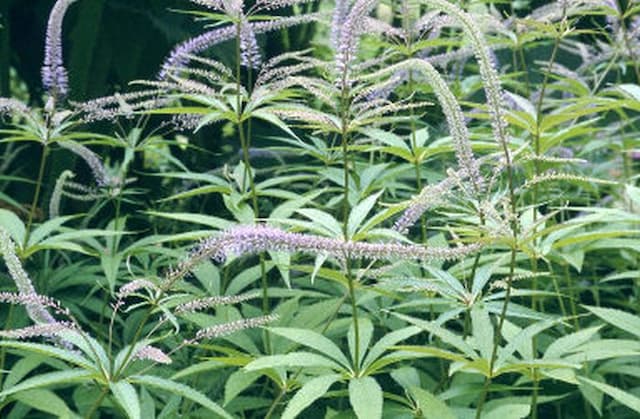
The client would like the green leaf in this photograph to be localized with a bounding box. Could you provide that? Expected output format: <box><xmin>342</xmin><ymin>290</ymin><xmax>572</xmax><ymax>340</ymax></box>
<box><xmin>482</xmin><ymin>403</ymin><xmax>530</xmax><ymax>419</ymax></box>
<box><xmin>224</xmin><ymin>370</ymin><xmax>262</xmax><ymax>406</ymax></box>
<box><xmin>348</xmin><ymin>317</ymin><xmax>373</xmax><ymax>369</ymax></box>
<box><xmin>145</xmin><ymin>211</ymin><xmax>232</xmax><ymax>230</ymax></box>
<box><xmin>496</xmin><ymin>319</ymin><xmax>561</xmax><ymax>371</ymax></box>
<box><xmin>281</xmin><ymin>374</ymin><xmax>341</xmax><ymax>419</ymax></box>
<box><xmin>579</xmin><ymin>377</ymin><xmax>640</xmax><ymax>414</ymax></box>
<box><xmin>0</xmin><ymin>369</ymin><xmax>94</xmax><ymax>398</ymax></box>
<box><xmin>543</xmin><ymin>326</ymin><xmax>602</xmax><ymax>359</ymax></box>
<box><xmin>267</xmin><ymin>327</ymin><xmax>350</xmax><ymax>368</ymax></box>
<box><xmin>2</xmin><ymin>356</ymin><xmax>44</xmax><ymax>391</ymax></box>
<box><xmin>0</xmin><ymin>341</ymin><xmax>97</xmax><ymax>372</ymax></box>
<box><xmin>564</xmin><ymin>339</ymin><xmax>640</xmax><ymax>363</ymax></box>
<box><xmin>252</xmin><ymin>109</ymin><xmax>300</xmax><ymax>140</ymax></box>
<box><xmin>471</xmin><ymin>305</ymin><xmax>494</xmax><ymax>360</ymax></box>
<box><xmin>362</xmin><ymin>326</ymin><xmax>421</xmax><ymax>371</ymax></box>
<box><xmin>12</xmin><ymin>389</ymin><xmax>75</xmax><ymax>419</ymax></box>
<box><xmin>57</xmin><ymin>330</ymin><xmax>110</xmax><ymax>373</ymax></box>
<box><xmin>26</xmin><ymin>215</ymin><xmax>78</xmax><ymax>247</ymax></box>
<box><xmin>349</xmin><ymin>376</ymin><xmax>382</xmax><ymax>419</ymax></box>
<box><xmin>347</xmin><ymin>190</ymin><xmax>383</xmax><ymax>238</ymax></box>
<box><xmin>171</xmin><ymin>360</ymin><xmax>226</xmax><ymax>380</ymax></box>
<box><xmin>269</xmin><ymin>250</ymin><xmax>291</xmax><ymax>288</ymax></box>
<box><xmin>130</xmin><ymin>375</ymin><xmax>233</xmax><ymax>419</ymax></box>
<box><xmin>392</xmin><ymin>313</ymin><xmax>477</xmax><ymax>359</ymax></box>
<box><xmin>110</xmin><ymin>381</ymin><xmax>141</xmax><ymax>419</ymax></box>
<box><xmin>584</xmin><ymin>306</ymin><xmax>640</xmax><ymax>338</ymax></box>
<box><xmin>296</xmin><ymin>209</ymin><xmax>343</xmax><ymax>237</ymax></box>
<box><xmin>410</xmin><ymin>387</ymin><xmax>456</xmax><ymax>419</ymax></box>
<box><xmin>244</xmin><ymin>352</ymin><xmax>343</xmax><ymax>371</ymax></box>
<box><xmin>0</xmin><ymin>209</ymin><xmax>26</xmax><ymax>246</ymax></box>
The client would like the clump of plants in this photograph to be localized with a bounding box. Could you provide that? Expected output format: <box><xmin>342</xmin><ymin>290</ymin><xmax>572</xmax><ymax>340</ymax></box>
<box><xmin>0</xmin><ymin>0</ymin><xmax>639</xmax><ymax>418</ymax></box>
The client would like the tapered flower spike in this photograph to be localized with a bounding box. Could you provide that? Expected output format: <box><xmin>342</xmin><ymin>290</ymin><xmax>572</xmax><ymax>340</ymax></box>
<box><xmin>0</xmin><ymin>98</ymin><xmax>30</xmax><ymax>117</ymax></box>
<box><xmin>159</xmin><ymin>26</ymin><xmax>237</xmax><ymax>80</ymax></box>
<box><xmin>72</xmin><ymin>89</ymin><xmax>165</xmax><ymax>122</ymax></box>
<box><xmin>393</xmin><ymin>176</ymin><xmax>457</xmax><ymax>234</ymax></box>
<box><xmin>363</xmin><ymin>58</ymin><xmax>482</xmax><ymax>194</ymax></box>
<box><xmin>49</xmin><ymin>170</ymin><xmax>75</xmax><ymax>218</ymax></box>
<box><xmin>42</xmin><ymin>0</ymin><xmax>77</xmax><ymax>98</ymax></box>
<box><xmin>0</xmin><ymin>322</ymin><xmax>76</xmax><ymax>340</ymax></box>
<box><xmin>158</xmin><ymin>14</ymin><xmax>320</xmax><ymax>79</ymax></box>
<box><xmin>0</xmin><ymin>292</ymin><xmax>71</xmax><ymax>318</ymax></box>
<box><xmin>133</xmin><ymin>345</ymin><xmax>172</xmax><ymax>364</ymax></box>
<box><xmin>175</xmin><ymin>293</ymin><xmax>259</xmax><ymax>314</ymax></box>
<box><xmin>239</xmin><ymin>18</ymin><xmax>262</xmax><ymax>68</ymax></box>
<box><xmin>422</xmin><ymin>0</ymin><xmax>510</xmax><ymax>155</ymax></box>
<box><xmin>58</xmin><ymin>141</ymin><xmax>111</xmax><ymax>187</ymax></box>
<box><xmin>187</xmin><ymin>0</ymin><xmax>225</xmax><ymax>11</ymax></box>
<box><xmin>186</xmin><ymin>314</ymin><xmax>278</xmax><ymax>344</ymax></box>
<box><xmin>330</xmin><ymin>0</ymin><xmax>351</xmax><ymax>51</ymax></box>
<box><xmin>254</xmin><ymin>0</ymin><xmax>315</xmax><ymax>12</ymax></box>
<box><xmin>334</xmin><ymin>0</ymin><xmax>378</xmax><ymax>86</ymax></box>
<box><xmin>0</xmin><ymin>229</ymin><xmax>58</xmax><ymax>325</ymax></box>
<box><xmin>164</xmin><ymin>225</ymin><xmax>482</xmax><ymax>287</ymax></box>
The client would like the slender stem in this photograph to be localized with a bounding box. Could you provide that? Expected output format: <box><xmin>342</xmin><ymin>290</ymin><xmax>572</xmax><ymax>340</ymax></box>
<box><xmin>84</xmin><ymin>386</ymin><xmax>109</xmax><ymax>419</ymax></box>
<box><xmin>475</xmin><ymin>56</ymin><xmax>522</xmax><ymax>419</ymax></box>
<box><xmin>0</xmin><ymin>304</ymin><xmax>15</xmax><ymax>389</ymax></box>
<box><xmin>339</xmin><ymin>70</ymin><xmax>360</xmax><ymax>373</ymax></box>
<box><xmin>479</xmin><ymin>9</ymin><xmax>567</xmax><ymax>418</ymax></box>
<box><xmin>530</xmin><ymin>11</ymin><xmax>563</xmax><ymax>312</ymax></box>
<box><xmin>235</xmin><ymin>15</ymin><xmax>271</xmax><ymax>354</ymax></box>
<box><xmin>264</xmin><ymin>387</ymin><xmax>287</xmax><ymax>419</ymax></box>
<box><xmin>25</xmin><ymin>144</ymin><xmax>50</xmax><ymax>247</ymax></box>
<box><xmin>112</xmin><ymin>308</ymin><xmax>154</xmax><ymax>380</ymax></box>
<box><xmin>408</xmin><ymin>73</ymin><xmax>427</xmax><ymax>244</ymax></box>
<box><xmin>475</xmin><ymin>243</ymin><xmax>517</xmax><ymax>419</ymax></box>
<box><xmin>342</xmin><ymin>130</ymin><xmax>360</xmax><ymax>374</ymax></box>
<box><xmin>531</xmin><ymin>371</ymin><xmax>539</xmax><ymax>419</ymax></box>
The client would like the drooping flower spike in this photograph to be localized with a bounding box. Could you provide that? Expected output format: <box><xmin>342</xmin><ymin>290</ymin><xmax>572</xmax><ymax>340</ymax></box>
<box><xmin>164</xmin><ymin>224</ymin><xmax>482</xmax><ymax>287</ymax></box>
<box><xmin>159</xmin><ymin>1</ymin><xmax>320</xmax><ymax>78</ymax></box>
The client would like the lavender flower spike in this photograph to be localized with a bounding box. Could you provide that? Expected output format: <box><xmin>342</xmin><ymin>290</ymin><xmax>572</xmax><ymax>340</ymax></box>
<box><xmin>239</xmin><ymin>17</ymin><xmax>262</xmax><ymax>68</ymax></box>
<box><xmin>166</xmin><ymin>225</ymin><xmax>481</xmax><ymax>285</ymax></box>
<box><xmin>42</xmin><ymin>0</ymin><xmax>77</xmax><ymax>97</ymax></box>
<box><xmin>133</xmin><ymin>345</ymin><xmax>172</xmax><ymax>364</ymax></box>
<box><xmin>335</xmin><ymin>0</ymin><xmax>378</xmax><ymax>82</ymax></box>
<box><xmin>58</xmin><ymin>140</ymin><xmax>111</xmax><ymax>187</ymax></box>
<box><xmin>158</xmin><ymin>26</ymin><xmax>236</xmax><ymax>79</ymax></box>
<box><xmin>187</xmin><ymin>314</ymin><xmax>279</xmax><ymax>343</ymax></box>
<box><xmin>0</xmin><ymin>228</ymin><xmax>57</xmax><ymax>324</ymax></box>
<box><xmin>0</xmin><ymin>322</ymin><xmax>75</xmax><ymax>340</ymax></box>
<box><xmin>159</xmin><ymin>14</ymin><xmax>320</xmax><ymax>79</ymax></box>
<box><xmin>0</xmin><ymin>98</ymin><xmax>30</xmax><ymax>117</ymax></box>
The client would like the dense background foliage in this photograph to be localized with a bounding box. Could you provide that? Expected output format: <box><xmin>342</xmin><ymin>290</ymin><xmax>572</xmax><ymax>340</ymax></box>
<box><xmin>0</xmin><ymin>0</ymin><xmax>639</xmax><ymax>418</ymax></box>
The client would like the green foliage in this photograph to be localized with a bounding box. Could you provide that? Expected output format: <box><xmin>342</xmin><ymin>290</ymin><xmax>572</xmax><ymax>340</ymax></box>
<box><xmin>0</xmin><ymin>0</ymin><xmax>639</xmax><ymax>418</ymax></box>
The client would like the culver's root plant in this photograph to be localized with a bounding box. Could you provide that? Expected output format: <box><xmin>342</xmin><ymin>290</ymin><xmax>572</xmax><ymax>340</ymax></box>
<box><xmin>0</xmin><ymin>0</ymin><xmax>639</xmax><ymax>418</ymax></box>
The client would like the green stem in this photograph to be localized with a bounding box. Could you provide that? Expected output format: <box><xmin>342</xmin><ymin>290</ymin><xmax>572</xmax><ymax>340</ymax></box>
<box><xmin>264</xmin><ymin>388</ymin><xmax>287</xmax><ymax>419</ymax></box>
<box><xmin>475</xmin><ymin>243</ymin><xmax>517</xmax><ymax>419</ymax></box>
<box><xmin>25</xmin><ymin>145</ymin><xmax>50</xmax><ymax>247</ymax></box>
<box><xmin>235</xmin><ymin>15</ymin><xmax>270</xmax><ymax>354</ymax></box>
<box><xmin>112</xmin><ymin>309</ymin><xmax>154</xmax><ymax>380</ymax></box>
<box><xmin>84</xmin><ymin>386</ymin><xmax>109</xmax><ymax>419</ymax></box>
<box><xmin>342</xmin><ymin>130</ymin><xmax>360</xmax><ymax>374</ymax></box>
<box><xmin>530</xmin><ymin>7</ymin><xmax>564</xmax><ymax>312</ymax></box>
<box><xmin>339</xmin><ymin>71</ymin><xmax>360</xmax><ymax>373</ymax></box>
<box><xmin>0</xmin><ymin>304</ymin><xmax>15</xmax><ymax>389</ymax></box>
<box><xmin>531</xmin><ymin>370</ymin><xmax>539</xmax><ymax>419</ymax></box>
